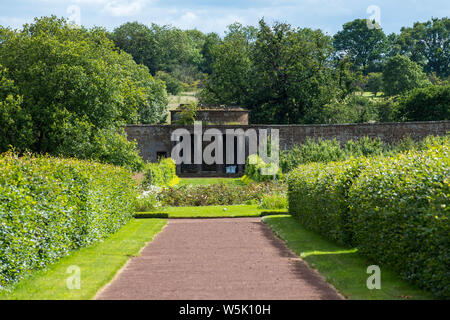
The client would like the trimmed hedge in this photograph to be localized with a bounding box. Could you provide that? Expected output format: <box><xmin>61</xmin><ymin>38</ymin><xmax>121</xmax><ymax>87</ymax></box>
<box><xmin>0</xmin><ymin>152</ymin><xmax>137</xmax><ymax>287</ymax></box>
<box><xmin>142</xmin><ymin>158</ymin><xmax>178</xmax><ymax>188</ymax></box>
<box><xmin>288</xmin><ymin>142</ymin><xmax>449</xmax><ymax>298</ymax></box>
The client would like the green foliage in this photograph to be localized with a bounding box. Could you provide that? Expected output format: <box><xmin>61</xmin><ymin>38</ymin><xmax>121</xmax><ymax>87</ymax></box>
<box><xmin>244</xmin><ymin>154</ymin><xmax>283</xmax><ymax>182</ymax></box>
<box><xmin>288</xmin><ymin>139</ymin><xmax>450</xmax><ymax>298</ymax></box>
<box><xmin>319</xmin><ymin>95</ymin><xmax>379</xmax><ymax>124</ymax></box>
<box><xmin>142</xmin><ymin>158</ymin><xmax>177</xmax><ymax>188</ymax></box>
<box><xmin>173</xmin><ymin>102</ymin><xmax>198</xmax><ymax>125</ymax></box>
<box><xmin>259</xmin><ymin>193</ymin><xmax>288</xmax><ymax>210</ymax></box>
<box><xmin>392</xmin><ymin>18</ymin><xmax>450</xmax><ymax>78</ymax></box>
<box><xmin>0</xmin><ymin>66</ymin><xmax>33</xmax><ymax>152</ymax></box>
<box><xmin>0</xmin><ymin>152</ymin><xmax>137</xmax><ymax>287</ymax></box>
<box><xmin>0</xmin><ymin>16</ymin><xmax>167</xmax><ymax>169</ymax></box>
<box><xmin>365</xmin><ymin>72</ymin><xmax>383</xmax><ymax>94</ymax></box>
<box><xmin>397</xmin><ymin>84</ymin><xmax>450</xmax><ymax>121</ymax></box>
<box><xmin>203</xmin><ymin>19</ymin><xmax>336</xmax><ymax>124</ymax></box>
<box><xmin>382</xmin><ymin>55</ymin><xmax>431</xmax><ymax>96</ymax></box>
<box><xmin>333</xmin><ymin>19</ymin><xmax>387</xmax><ymax>74</ymax></box>
<box><xmin>155</xmin><ymin>71</ymin><xmax>183</xmax><ymax>95</ymax></box>
<box><xmin>280</xmin><ymin>138</ymin><xmax>346</xmax><ymax>173</ymax></box>
<box><xmin>159</xmin><ymin>182</ymin><xmax>286</xmax><ymax>207</ymax></box>
<box><xmin>136</xmin><ymin>190</ymin><xmax>162</xmax><ymax>212</ymax></box>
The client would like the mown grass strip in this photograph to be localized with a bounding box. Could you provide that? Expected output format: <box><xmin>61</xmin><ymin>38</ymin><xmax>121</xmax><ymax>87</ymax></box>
<box><xmin>0</xmin><ymin>219</ymin><xmax>166</xmax><ymax>300</ymax></box>
<box><xmin>263</xmin><ymin>215</ymin><xmax>435</xmax><ymax>300</ymax></box>
<box><xmin>134</xmin><ymin>205</ymin><xmax>288</xmax><ymax>219</ymax></box>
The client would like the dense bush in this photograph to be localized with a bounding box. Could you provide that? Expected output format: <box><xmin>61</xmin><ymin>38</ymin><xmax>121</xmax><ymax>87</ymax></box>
<box><xmin>397</xmin><ymin>84</ymin><xmax>450</xmax><ymax>121</ymax></box>
<box><xmin>0</xmin><ymin>152</ymin><xmax>137</xmax><ymax>287</ymax></box>
<box><xmin>318</xmin><ymin>95</ymin><xmax>379</xmax><ymax>124</ymax></box>
<box><xmin>259</xmin><ymin>193</ymin><xmax>288</xmax><ymax>210</ymax></box>
<box><xmin>142</xmin><ymin>158</ymin><xmax>178</xmax><ymax>188</ymax></box>
<box><xmin>155</xmin><ymin>71</ymin><xmax>183</xmax><ymax>95</ymax></box>
<box><xmin>159</xmin><ymin>182</ymin><xmax>286</xmax><ymax>207</ymax></box>
<box><xmin>280</xmin><ymin>136</ymin><xmax>446</xmax><ymax>174</ymax></box>
<box><xmin>288</xmin><ymin>138</ymin><xmax>450</xmax><ymax>297</ymax></box>
<box><xmin>245</xmin><ymin>154</ymin><xmax>282</xmax><ymax>182</ymax></box>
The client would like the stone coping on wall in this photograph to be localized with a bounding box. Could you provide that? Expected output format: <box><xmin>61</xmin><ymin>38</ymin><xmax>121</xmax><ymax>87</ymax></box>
<box><xmin>126</xmin><ymin>120</ymin><xmax>450</xmax><ymax>128</ymax></box>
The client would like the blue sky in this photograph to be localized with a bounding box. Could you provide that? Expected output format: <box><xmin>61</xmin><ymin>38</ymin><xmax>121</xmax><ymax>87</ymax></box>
<box><xmin>0</xmin><ymin>0</ymin><xmax>448</xmax><ymax>35</ymax></box>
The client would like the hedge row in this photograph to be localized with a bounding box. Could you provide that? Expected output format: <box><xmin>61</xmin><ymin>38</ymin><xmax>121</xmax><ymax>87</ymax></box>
<box><xmin>142</xmin><ymin>158</ymin><xmax>178</xmax><ymax>188</ymax></box>
<box><xmin>288</xmin><ymin>142</ymin><xmax>449</xmax><ymax>298</ymax></box>
<box><xmin>0</xmin><ymin>152</ymin><xmax>137</xmax><ymax>287</ymax></box>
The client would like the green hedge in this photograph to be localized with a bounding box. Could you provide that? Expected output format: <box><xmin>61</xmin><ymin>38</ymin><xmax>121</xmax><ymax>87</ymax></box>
<box><xmin>142</xmin><ymin>158</ymin><xmax>178</xmax><ymax>187</ymax></box>
<box><xmin>288</xmin><ymin>142</ymin><xmax>449</xmax><ymax>298</ymax></box>
<box><xmin>0</xmin><ymin>152</ymin><xmax>137</xmax><ymax>287</ymax></box>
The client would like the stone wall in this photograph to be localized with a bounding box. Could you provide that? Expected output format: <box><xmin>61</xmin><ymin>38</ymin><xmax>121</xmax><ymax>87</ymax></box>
<box><xmin>125</xmin><ymin>121</ymin><xmax>450</xmax><ymax>162</ymax></box>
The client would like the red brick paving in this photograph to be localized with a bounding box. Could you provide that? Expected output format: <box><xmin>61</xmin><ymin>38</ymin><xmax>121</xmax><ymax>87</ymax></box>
<box><xmin>95</xmin><ymin>218</ymin><xmax>343</xmax><ymax>300</ymax></box>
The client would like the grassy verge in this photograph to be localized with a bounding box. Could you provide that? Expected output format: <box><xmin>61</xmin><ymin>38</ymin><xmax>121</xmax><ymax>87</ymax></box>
<box><xmin>0</xmin><ymin>219</ymin><xmax>166</xmax><ymax>300</ymax></box>
<box><xmin>177</xmin><ymin>178</ymin><xmax>244</xmax><ymax>186</ymax></box>
<box><xmin>263</xmin><ymin>215</ymin><xmax>435</xmax><ymax>300</ymax></box>
<box><xmin>135</xmin><ymin>205</ymin><xmax>287</xmax><ymax>219</ymax></box>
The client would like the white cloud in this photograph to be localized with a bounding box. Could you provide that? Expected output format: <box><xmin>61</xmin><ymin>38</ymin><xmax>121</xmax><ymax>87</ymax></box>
<box><xmin>103</xmin><ymin>0</ymin><xmax>147</xmax><ymax>17</ymax></box>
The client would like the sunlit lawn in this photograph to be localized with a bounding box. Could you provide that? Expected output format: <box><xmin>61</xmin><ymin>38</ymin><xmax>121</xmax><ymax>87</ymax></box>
<box><xmin>0</xmin><ymin>219</ymin><xmax>166</xmax><ymax>300</ymax></box>
<box><xmin>263</xmin><ymin>215</ymin><xmax>435</xmax><ymax>300</ymax></box>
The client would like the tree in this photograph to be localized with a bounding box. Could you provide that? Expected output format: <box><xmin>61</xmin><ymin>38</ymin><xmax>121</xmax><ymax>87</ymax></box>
<box><xmin>200</xmin><ymin>32</ymin><xmax>221</xmax><ymax>74</ymax></box>
<box><xmin>0</xmin><ymin>16</ymin><xmax>168</xmax><ymax>169</ymax></box>
<box><xmin>110</xmin><ymin>22</ymin><xmax>157</xmax><ymax>70</ymax></box>
<box><xmin>250</xmin><ymin>20</ymin><xmax>336</xmax><ymax>124</ymax></box>
<box><xmin>333</xmin><ymin>19</ymin><xmax>387</xmax><ymax>74</ymax></box>
<box><xmin>393</xmin><ymin>18</ymin><xmax>449</xmax><ymax>77</ymax></box>
<box><xmin>0</xmin><ymin>65</ymin><xmax>33</xmax><ymax>152</ymax></box>
<box><xmin>365</xmin><ymin>73</ymin><xmax>383</xmax><ymax>95</ymax></box>
<box><xmin>155</xmin><ymin>71</ymin><xmax>183</xmax><ymax>95</ymax></box>
<box><xmin>397</xmin><ymin>84</ymin><xmax>450</xmax><ymax>121</ymax></box>
<box><xmin>202</xmin><ymin>19</ymin><xmax>337</xmax><ymax>124</ymax></box>
<box><xmin>382</xmin><ymin>55</ymin><xmax>431</xmax><ymax>96</ymax></box>
<box><xmin>201</xmin><ymin>24</ymin><xmax>253</xmax><ymax>106</ymax></box>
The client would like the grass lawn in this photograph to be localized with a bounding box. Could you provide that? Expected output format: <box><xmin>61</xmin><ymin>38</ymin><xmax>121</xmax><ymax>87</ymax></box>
<box><xmin>177</xmin><ymin>177</ymin><xmax>244</xmax><ymax>186</ymax></box>
<box><xmin>0</xmin><ymin>219</ymin><xmax>166</xmax><ymax>300</ymax></box>
<box><xmin>135</xmin><ymin>205</ymin><xmax>287</xmax><ymax>219</ymax></box>
<box><xmin>263</xmin><ymin>215</ymin><xmax>435</xmax><ymax>300</ymax></box>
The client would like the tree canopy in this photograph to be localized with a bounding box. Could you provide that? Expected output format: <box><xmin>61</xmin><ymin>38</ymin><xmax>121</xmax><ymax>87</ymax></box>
<box><xmin>0</xmin><ymin>16</ymin><xmax>168</xmax><ymax>169</ymax></box>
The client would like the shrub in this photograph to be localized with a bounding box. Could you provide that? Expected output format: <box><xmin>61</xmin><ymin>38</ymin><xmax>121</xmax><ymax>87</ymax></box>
<box><xmin>0</xmin><ymin>152</ymin><xmax>137</xmax><ymax>287</ymax></box>
<box><xmin>173</xmin><ymin>102</ymin><xmax>198</xmax><ymax>125</ymax></box>
<box><xmin>136</xmin><ymin>187</ymin><xmax>163</xmax><ymax>212</ymax></box>
<box><xmin>142</xmin><ymin>158</ymin><xmax>178</xmax><ymax>188</ymax></box>
<box><xmin>397</xmin><ymin>84</ymin><xmax>450</xmax><ymax>121</ymax></box>
<box><xmin>245</xmin><ymin>154</ymin><xmax>282</xmax><ymax>182</ymax></box>
<box><xmin>159</xmin><ymin>182</ymin><xmax>286</xmax><ymax>207</ymax></box>
<box><xmin>259</xmin><ymin>193</ymin><xmax>288</xmax><ymax>210</ymax></box>
<box><xmin>288</xmin><ymin>141</ymin><xmax>450</xmax><ymax>297</ymax></box>
<box><xmin>280</xmin><ymin>138</ymin><xmax>345</xmax><ymax>173</ymax></box>
<box><xmin>155</xmin><ymin>71</ymin><xmax>183</xmax><ymax>95</ymax></box>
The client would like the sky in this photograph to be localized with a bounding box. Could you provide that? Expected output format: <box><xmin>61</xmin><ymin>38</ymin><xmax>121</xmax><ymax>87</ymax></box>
<box><xmin>0</xmin><ymin>0</ymin><xmax>448</xmax><ymax>36</ymax></box>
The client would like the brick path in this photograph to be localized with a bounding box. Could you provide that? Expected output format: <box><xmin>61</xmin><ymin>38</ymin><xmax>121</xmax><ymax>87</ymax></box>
<box><xmin>95</xmin><ymin>218</ymin><xmax>343</xmax><ymax>300</ymax></box>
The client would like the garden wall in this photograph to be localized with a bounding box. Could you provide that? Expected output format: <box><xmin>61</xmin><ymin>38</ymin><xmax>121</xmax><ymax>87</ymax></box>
<box><xmin>125</xmin><ymin>121</ymin><xmax>450</xmax><ymax>162</ymax></box>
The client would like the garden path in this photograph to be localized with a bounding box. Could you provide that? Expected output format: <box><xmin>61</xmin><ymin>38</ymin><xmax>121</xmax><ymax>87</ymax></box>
<box><xmin>95</xmin><ymin>218</ymin><xmax>342</xmax><ymax>300</ymax></box>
